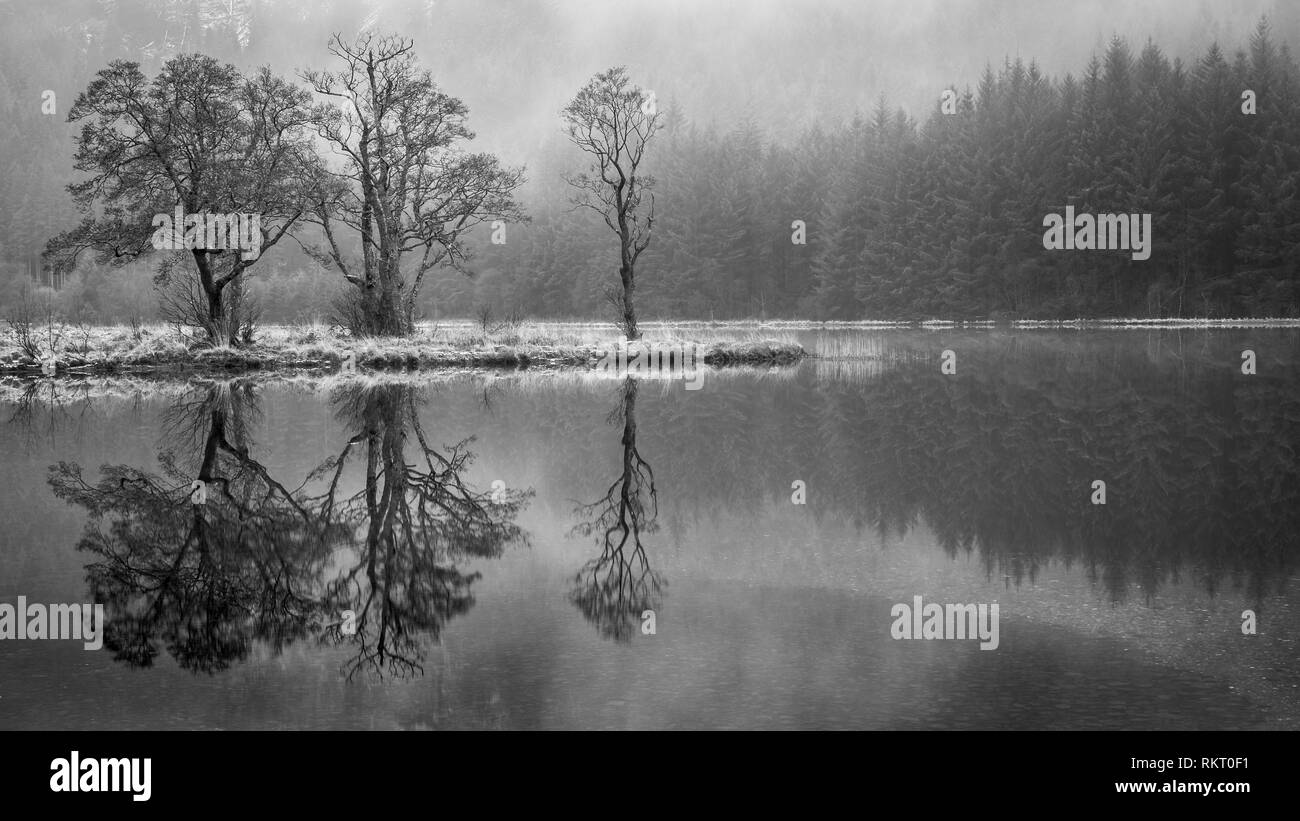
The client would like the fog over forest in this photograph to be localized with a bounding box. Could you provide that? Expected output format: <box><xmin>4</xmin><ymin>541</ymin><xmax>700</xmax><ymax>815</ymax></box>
<box><xmin>1</xmin><ymin>0</ymin><xmax>1297</xmax><ymax>322</ymax></box>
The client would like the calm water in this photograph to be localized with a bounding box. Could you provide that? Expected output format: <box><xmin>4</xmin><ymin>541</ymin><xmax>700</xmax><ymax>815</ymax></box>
<box><xmin>1</xmin><ymin>329</ymin><xmax>1297</xmax><ymax>729</ymax></box>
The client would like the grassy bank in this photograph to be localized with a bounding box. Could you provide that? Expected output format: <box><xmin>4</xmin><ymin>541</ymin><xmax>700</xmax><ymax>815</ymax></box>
<box><xmin>0</xmin><ymin>322</ymin><xmax>805</xmax><ymax>375</ymax></box>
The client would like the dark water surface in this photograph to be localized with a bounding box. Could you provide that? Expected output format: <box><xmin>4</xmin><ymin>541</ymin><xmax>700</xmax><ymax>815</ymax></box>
<box><xmin>1</xmin><ymin>329</ymin><xmax>1297</xmax><ymax>729</ymax></box>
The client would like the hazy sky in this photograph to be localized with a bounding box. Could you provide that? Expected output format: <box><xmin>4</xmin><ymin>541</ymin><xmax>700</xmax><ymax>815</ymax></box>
<box><xmin>286</xmin><ymin>0</ymin><xmax>1289</xmax><ymax>163</ymax></box>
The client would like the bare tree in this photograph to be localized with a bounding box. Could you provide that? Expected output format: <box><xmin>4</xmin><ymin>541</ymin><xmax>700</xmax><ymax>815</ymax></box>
<box><xmin>304</xmin><ymin>32</ymin><xmax>527</xmax><ymax>337</ymax></box>
<box><xmin>563</xmin><ymin>67</ymin><xmax>663</xmax><ymax>340</ymax></box>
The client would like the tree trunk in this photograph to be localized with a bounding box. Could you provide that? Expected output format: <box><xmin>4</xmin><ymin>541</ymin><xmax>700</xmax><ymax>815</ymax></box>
<box><xmin>359</xmin><ymin>284</ymin><xmax>406</xmax><ymax>336</ymax></box>
<box><xmin>357</xmin><ymin>259</ymin><xmax>411</xmax><ymax>337</ymax></box>
<box><xmin>620</xmin><ymin>264</ymin><xmax>640</xmax><ymax>340</ymax></box>
<box><xmin>195</xmin><ymin>250</ymin><xmax>240</xmax><ymax>346</ymax></box>
<box><xmin>205</xmin><ymin>285</ymin><xmax>234</xmax><ymax>346</ymax></box>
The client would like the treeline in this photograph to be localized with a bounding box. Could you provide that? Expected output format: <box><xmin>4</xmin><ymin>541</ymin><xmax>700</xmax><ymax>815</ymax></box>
<box><xmin>460</xmin><ymin>20</ymin><xmax>1300</xmax><ymax>320</ymax></box>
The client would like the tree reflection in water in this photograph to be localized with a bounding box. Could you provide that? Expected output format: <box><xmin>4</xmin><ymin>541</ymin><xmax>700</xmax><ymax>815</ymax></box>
<box><xmin>311</xmin><ymin>383</ymin><xmax>529</xmax><ymax>679</ymax></box>
<box><xmin>569</xmin><ymin>377</ymin><xmax>664</xmax><ymax>641</ymax></box>
<box><xmin>48</xmin><ymin>379</ymin><xmax>528</xmax><ymax>680</ymax></box>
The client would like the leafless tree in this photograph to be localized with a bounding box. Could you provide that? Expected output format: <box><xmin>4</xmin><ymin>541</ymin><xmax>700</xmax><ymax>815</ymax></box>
<box><xmin>303</xmin><ymin>33</ymin><xmax>526</xmax><ymax>337</ymax></box>
<box><xmin>563</xmin><ymin>67</ymin><xmax>663</xmax><ymax>340</ymax></box>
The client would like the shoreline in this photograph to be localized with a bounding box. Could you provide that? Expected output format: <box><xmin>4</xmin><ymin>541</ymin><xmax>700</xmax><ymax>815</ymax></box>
<box><xmin>0</xmin><ymin>336</ymin><xmax>806</xmax><ymax>377</ymax></box>
<box><xmin>4</xmin><ymin>316</ymin><xmax>1298</xmax><ymax>376</ymax></box>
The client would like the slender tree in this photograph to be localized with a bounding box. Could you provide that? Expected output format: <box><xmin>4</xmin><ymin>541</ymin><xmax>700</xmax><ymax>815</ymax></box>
<box><xmin>563</xmin><ymin>67</ymin><xmax>662</xmax><ymax>339</ymax></box>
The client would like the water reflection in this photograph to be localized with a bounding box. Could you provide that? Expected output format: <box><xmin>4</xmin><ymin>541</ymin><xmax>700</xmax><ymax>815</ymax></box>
<box><xmin>47</xmin><ymin>380</ymin><xmax>528</xmax><ymax>680</ymax></box>
<box><xmin>781</xmin><ymin>334</ymin><xmax>1300</xmax><ymax>604</ymax></box>
<box><xmin>48</xmin><ymin>381</ymin><xmax>328</xmax><ymax>672</ymax></box>
<box><xmin>311</xmin><ymin>384</ymin><xmax>529</xmax><ymax>679</ymax></box>
<box><xmin>569</xmin><ymin>377</ymin><xmax>665</xmax><ymax>641</ymax></box>
<box><xmin>8</xmin><ymin>330</ymin><xmax>1298</xmax><ymax>727</ymax></box>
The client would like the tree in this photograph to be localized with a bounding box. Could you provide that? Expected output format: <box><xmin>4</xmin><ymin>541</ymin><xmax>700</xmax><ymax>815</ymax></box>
<box><xmin>562</xmin><ymin>67</ymin><xmax>663</xmax><ymax>339</ymax></box>
<box><xmin>45</xmin><ymin>55</ymin><xmax>318</xmax><ymax>344</ymax></box>
<box><xmin>304</xmin><ymin>32</ymin><xmax>526</xmax><ymax>337</ymax></box>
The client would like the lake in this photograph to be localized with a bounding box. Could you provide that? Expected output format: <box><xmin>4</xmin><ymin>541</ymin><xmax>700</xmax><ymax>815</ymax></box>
<box><xmin>1</xmin><ymin>327</ymin><xmax>1297</xmax><ymax>729</ymax></box>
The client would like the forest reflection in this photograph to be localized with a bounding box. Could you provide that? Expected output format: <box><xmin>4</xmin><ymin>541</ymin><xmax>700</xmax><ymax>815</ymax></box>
<box><xmin>642</xmin><ymin>333</ymin><xmax>1300</xmax><ymax>604</ymax></box>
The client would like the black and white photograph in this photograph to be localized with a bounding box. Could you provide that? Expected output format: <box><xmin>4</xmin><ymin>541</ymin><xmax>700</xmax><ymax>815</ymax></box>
<box><xmin>0</xmin><ymin>0</ymin><xmax>1296</xmax><ymax>800</ymax></box>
